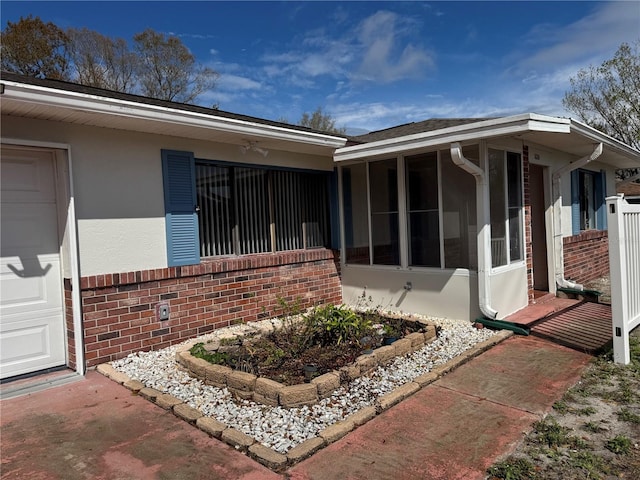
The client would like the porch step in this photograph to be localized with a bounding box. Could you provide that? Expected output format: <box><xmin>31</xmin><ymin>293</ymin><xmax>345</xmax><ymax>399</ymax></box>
<box><xmin>504</xmin><ymin>297</ymin><xmax>580</xmax><ymax>328</ymax></box>
<box><xmin>530</xmin><ymin>302</ymin><xmax>613</xmax><ymax>354</ymax></box>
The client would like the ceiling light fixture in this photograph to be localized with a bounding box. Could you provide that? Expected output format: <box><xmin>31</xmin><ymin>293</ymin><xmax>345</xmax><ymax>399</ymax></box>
<box><xmin>239</xmin><ymin>140</ymin><xmax>269</xmax><ymax>157</ymax></box>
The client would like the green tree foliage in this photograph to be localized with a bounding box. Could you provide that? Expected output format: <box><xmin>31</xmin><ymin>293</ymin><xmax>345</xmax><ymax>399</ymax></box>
<box><xmin>0</xmin><ymin>15</ymin><xmax>70</xmax><ymax>80</ymax></box>
<box><xmin>133</xmin><ymin>29</ymin><xmax>218</xmax><ymax>104</ymax></box>
<box><xmin>563</xmin><ymin>41</ymin><xmax>640</xmax><ymax>150</ymax></box>
<box><xmin>299</xmin><ymin>107</ymin><xmax>347</xmax><ymax>135</ymax></box>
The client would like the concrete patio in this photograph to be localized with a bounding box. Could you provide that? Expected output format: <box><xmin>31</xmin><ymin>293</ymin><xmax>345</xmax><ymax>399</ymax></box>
<box><xmin>1</xmin><ymin>334</ymin><xmax>592</xmax><ymax>479</ymax></box>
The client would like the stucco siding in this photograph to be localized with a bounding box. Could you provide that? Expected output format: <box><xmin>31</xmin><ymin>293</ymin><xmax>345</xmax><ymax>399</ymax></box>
<box><xmin>2</xmin><ymin>115</ymin><xmax>335</xmax><ymax>276</ymax></box>
<box><xmin>341</xmin><ymin>266</ymin><xmax>481</xmax><ymax>321</ymax></box>
<box><xmin>489</xmin><ymin>265</ymin><xmax>528</xmax><ymax>318</ymax></box>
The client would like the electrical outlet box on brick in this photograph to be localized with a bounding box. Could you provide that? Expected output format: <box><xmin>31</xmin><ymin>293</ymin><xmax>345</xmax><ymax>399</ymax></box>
<box><xmin>156</xmin><ymin>302</ymin><xmax>170</xmax><ymax>321</ymax></box>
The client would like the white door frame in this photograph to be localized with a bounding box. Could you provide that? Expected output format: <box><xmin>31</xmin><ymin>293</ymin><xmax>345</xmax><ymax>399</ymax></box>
<box><xmin>1</xmin><ymin>138</ymin><xmax>85</xmax><ymax>376</ymax></box>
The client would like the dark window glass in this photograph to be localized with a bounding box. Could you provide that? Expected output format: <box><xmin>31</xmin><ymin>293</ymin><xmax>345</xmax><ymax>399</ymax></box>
<box><xmin>342</xmin><ymin>164</ymin><xmax>370</xmax><ymax>264</ymax></box>
<box><xmin>196</xmin><ymin>163</ymin><xmax>329</xmax><ymax>257</ymax></box>
<box><xmin>369</xmin><ymin>159</ymin><xmax>400</xmax><ymax>265</ymax></box>
<box><xmin>406</xmin><ymin>152</ymin><xmax>440</xmax><ymax>267</ymax></box>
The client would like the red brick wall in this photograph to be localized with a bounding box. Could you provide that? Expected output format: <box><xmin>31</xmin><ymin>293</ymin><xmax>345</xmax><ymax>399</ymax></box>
<box><xmin>69</xmin><ymin>249</ymin><xmax>341</xmax><ymax>367</ymax></box>
<box><xmin>563</xmin><ymin>230</ymin><xmax>609</xmax><ymax>284</ymax></box>
<box><xmin>63</xmin><ymin>280</ymin><xmax>76</xmax><ymax>370</ymax></box>
<box><xmin>522</xmin><ymin>146</ymin><xmax>535</xmax><ymax>302</ymax></box>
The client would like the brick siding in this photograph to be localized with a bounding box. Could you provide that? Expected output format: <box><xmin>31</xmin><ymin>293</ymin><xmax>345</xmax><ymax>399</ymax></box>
<box><xmin>522</xmin><ymin>146</ymin><xmax>535</xmax><ymax>302</ymax></box>
<box><xmin>67</xmin><ymin>249</ymin><xmax>342</xmax><ymax>367</ymax></box>
<box><xmin>563</xmin><ymin>230</ymin><xmax>609</xmax><ymax>284</ymax></box>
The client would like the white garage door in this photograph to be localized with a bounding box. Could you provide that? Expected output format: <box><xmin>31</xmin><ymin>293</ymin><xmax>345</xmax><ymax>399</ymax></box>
<box><xmin>1</xmin><ymin>147</ymin><xmax>66</xmax><ymax>379</ymax></box>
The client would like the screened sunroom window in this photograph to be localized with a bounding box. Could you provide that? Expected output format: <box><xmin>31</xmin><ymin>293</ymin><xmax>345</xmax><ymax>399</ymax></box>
<box><xmin>370</xmin><ymin>159</ymin><xmax>400</xmax><ymax>265</ymax></box>
<box><xmin>341</xmin><ymin>147</ymin><xmax>479</xmax><ymax>270</ymax></box>
<box><xmin>195</xmin><ymin>162</ymin><xmax>329</xmax><ymax>257</ymax></box>
<box><xmin>342</xmin><ymin>163</ymin><xmax>370</xmax><ymax>264</ymax></box>
<box><xmin>441</xmin><ymin>149</ymin><xmax>477</xmax><ymax>269</ymax></box>
<box><xmin>489</xmin><ymin>149</ymin><xmax>523</xmax><ymax>268</ymax></box>
<box><xmin>406</xmin><ymin>152</ymin><xmax>439</xmax><ymax>267</ymax></box>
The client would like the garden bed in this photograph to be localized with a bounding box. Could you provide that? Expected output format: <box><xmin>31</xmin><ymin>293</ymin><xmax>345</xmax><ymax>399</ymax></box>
<box><xmin>176</xmin><ymin>313</ymin><xmax>437</xmax><ymax>407</ymax></box>
<box><xmin>110</xmin><ymin>312</ymin><xmax>500</xmax><ymax>461</ymax></box>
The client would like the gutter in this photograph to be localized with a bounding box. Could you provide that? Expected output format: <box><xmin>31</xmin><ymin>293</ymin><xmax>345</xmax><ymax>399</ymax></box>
<box><xmin>450</xmin><ymin>142</ymin><xmax>498</xmax><ymax>319</ymax></box>
<box><xmin>1</xmin><ymin>80</ymin><xmax>347</xmax><ymax>149</ymax></box>
<box><xmin>551</xmin><ymin>142</ymin><xmax>603</xmax><ymax>291</ymax></box>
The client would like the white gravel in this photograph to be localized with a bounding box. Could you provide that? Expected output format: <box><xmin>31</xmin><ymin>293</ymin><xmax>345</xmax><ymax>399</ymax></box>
<box><xmin>111</xmin><ymin>315</ymin><xmax>496</xmax><ymax>453</ymax></box>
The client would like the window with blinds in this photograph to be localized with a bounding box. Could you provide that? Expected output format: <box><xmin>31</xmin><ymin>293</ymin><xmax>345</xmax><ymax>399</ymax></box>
<box><xmin>195</xmin><ymin>162</ymin><xmax>329</xmax><ymax>257</ymax></box>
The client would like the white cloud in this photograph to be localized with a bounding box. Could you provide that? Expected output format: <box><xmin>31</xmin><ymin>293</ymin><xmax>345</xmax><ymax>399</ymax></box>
<box><xmin>257</xmin><ymin>9</ymin><xmax>434</xmax><ymax>90</ymax></box>
<box><xmin>354</xmin><ymin>11</ymin><xmax>434</xmax><ymax>83</ymax></box>
<box><xmin>514</xmin><ymin>2</ymin><xmax>639</xmax><ymax>73</ymax></box>
<box><xmin>216</xmin><ymin>74</ymin><xmax>262</xmax><ymax>92</ymax></box>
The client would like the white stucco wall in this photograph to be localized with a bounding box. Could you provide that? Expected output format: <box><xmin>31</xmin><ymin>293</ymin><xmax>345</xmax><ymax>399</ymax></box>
<box><xmin>2</xmin><ymin>115</ymin><xmax>334</xmax><ymax>277</ymax></box>
<box><xmin>489</xmin><ymin>265</ymin><xmax>529</xmax><ymax>318</ymax></box>
<box><xmin>528</xmin><ymin>144</ymin><xmax>618</xmax><ymax>239</ymax></box>
<box><xmin>341</xmin><ymin>266</ymin><xmax>481</xmax><ymax>321</ymax></box>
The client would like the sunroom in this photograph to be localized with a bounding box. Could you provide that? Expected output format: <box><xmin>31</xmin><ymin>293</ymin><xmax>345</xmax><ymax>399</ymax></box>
<box><xmin>333</xmin><ymin>114</ymin><xmax>639</xmax><ymax>322</ymax></box>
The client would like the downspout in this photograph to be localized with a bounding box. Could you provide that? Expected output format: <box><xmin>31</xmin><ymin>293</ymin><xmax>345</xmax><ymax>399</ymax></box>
<box><xmin>551</xmin><ymin>142</ymin><xmax>603</xmax><ymax>290</ymax></box>
<box><xmin>450</xmin><ymin>142</ymin><xmax>498</xmax><ymax>319</ymax></box>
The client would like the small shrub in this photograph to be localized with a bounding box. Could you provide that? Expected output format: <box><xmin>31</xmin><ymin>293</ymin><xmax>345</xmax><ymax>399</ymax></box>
<box><xmin>306</xmin><ymin>304</ymin><xmax>373</xmax><ymax>346</ymax></box>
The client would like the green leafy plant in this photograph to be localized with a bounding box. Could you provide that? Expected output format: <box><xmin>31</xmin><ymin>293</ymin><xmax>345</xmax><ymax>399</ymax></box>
<box><xmin>575</xmin><ymin>406</ymin><xmax>596</xmax><ymax>416</ymax></box>
<box><xmin>310</xmin><ymin>304</ymin><xmax>373</xmax><ymax>346</ymax></box>
<box><xmin>568</xmin><ymin>451</ymin><xmax>606</xmax><ymax>476</ymax></box>
<box><xmin>552</xmin><ymin>400</ymin><xmax>569</xmax><ymax>414</ymax></box>
<box><xmin>617</xmin><ymin>407</ymin><xmax>640</xmax><ymax>424</ymax></box>
<box><xmin>606</xmin><ymin>435</ymin><xmax>632</xmax><ymax>454</ymax></box>
<box><xmin>487</xmin><ymin>457</ymin><xmax>537</xmax><ymax>479</ymax></box>
<box><xmin>533</xmin><ymin>417</ymin><xmax>572</xmax><ymax>448</ymax></box>
<box><xmin>190</xmin><ymin>342</ymin><xmax>229</xmax><ymax>365</ymax></box>
<box><xmin>583</xmin><ymin>421</ymin><xmax>603</xmax><ymax>433</ymax></box>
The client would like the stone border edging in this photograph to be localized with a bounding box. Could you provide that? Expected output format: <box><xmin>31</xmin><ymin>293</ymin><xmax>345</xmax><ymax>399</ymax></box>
<box><xmin>175</xmin><ymin>323</ymin><xmax>437</xmax><ymax>408</ymax></box>
<box><xmin>96</xmin><ymin>329</ymin><xmax>513</xmax><ymax>472</ymax></box>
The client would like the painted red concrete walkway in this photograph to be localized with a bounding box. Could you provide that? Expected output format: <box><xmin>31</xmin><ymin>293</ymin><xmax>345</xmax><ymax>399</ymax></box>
<box><xmin>1</xmin><ymin>335</ymin><xmax>591</xmax><ymax>480</ymax></box>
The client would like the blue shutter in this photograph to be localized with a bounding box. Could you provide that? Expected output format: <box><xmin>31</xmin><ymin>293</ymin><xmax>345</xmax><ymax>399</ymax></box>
<box><xmin>162</xmin><ymin>149</ymin><xmax>200</xmax><ymax>266</ymax></box>
<box><xmin>328</xmin><ymin>169</ymin><xmax>341</xmax><ymax>250</ymax></box>
<box><xmin>570</xmin><ymin>170</ymin><xmax>580</xmax><ymax>235</ymax></box>
<box><xmin>596</xmin><ymin>170</ymin><xmax>607</xmax><ymax>230</ymax></box>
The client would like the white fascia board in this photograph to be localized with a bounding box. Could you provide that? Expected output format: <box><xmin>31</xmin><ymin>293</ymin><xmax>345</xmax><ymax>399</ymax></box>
<box><xmin>569</xmin><ymin>119</ymin><xmax>640</xmax><ymax>161</ymax></box>
<box><xmin>335</xmin><ymin>114</ymin><xmax>571</xmax><ymax>162</ymax></box>
<box><xmin>2</xmin><ymin>81</ymin><xmax>347</xmax><ymax>148</ymax></box>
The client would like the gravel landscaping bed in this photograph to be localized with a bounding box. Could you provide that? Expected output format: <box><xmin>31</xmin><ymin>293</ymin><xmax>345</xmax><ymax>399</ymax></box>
<box><xmin>112</xmin><ymin>314</ymin><xmax>497</xmax><ymax>453</ymax></box>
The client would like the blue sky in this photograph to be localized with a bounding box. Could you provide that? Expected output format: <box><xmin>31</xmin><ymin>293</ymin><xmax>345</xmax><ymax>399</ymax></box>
<box><xmin>2</xmin><ymin>1</ymin><xmax>639</xmax><ymax>133</ymax></box>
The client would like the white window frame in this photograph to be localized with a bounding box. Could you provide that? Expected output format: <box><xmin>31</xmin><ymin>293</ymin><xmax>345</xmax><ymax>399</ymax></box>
<box><xmin>487</xmin><ymin>144</ymin><xmax>526</xmax><ymax>273</ymax></box>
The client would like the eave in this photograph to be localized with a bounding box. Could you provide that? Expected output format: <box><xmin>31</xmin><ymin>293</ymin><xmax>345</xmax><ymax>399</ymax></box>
<box><xmin>335</xmin><ymin>113</ymin><xmax>640</xmax><ymax>169</ymax></box>
<box><xmin>0</xmin><ymin>79</ymin><xmax>347</xmax><ymax>156</ymax></box>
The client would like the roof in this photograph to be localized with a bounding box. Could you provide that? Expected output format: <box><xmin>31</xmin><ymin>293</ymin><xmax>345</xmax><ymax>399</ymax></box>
<box><xmin>2</xmin><ymin>72</ymin><xmax>639</xmax><ymax>169</ymax></box>
<box><xmin>0</xmin><ymin>71</ymin><xmax>329</xmax><ymax>136</ymax></box>
<box><xmin>335</xmin><ymin>113</ymin><xmax>640</xmax><ymax>169</ymax></box>
<box><xmin>617</xmin><ymin>181</ymin><xmax>640</xmax><ymax>197</ymax></box>
<box><xmin>0</xmin><ymin>71</ymin><xmax>347</xmax><ymax>156</ymax></box>
<box><xmin>349</xmin><ymin>118</ymin><xmax>497</xmax><ymax>143</ymax></box>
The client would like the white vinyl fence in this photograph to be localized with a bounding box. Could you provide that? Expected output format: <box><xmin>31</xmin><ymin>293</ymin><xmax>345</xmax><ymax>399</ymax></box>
<box><xmin>607</xmin><ymin>195</ymin><xmax>640</xmax><ymax>364</ymax></box>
